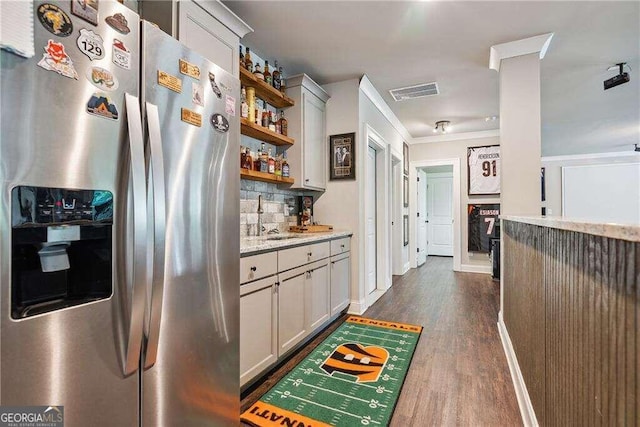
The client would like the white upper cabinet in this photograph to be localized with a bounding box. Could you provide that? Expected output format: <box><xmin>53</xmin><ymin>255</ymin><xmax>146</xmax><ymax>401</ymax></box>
<box><xmin>140</xmin><ymin>0</ymin><xmax>252</xmax><ymax>77</ymax></box>
<box><xmin>285</xmin><ymin>74</ymin><xmax>330</xmax><ymax>191</ymax></box>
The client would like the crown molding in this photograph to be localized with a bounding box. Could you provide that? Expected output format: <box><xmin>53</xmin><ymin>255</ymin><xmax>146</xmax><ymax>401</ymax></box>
<box><xmin>359</xmin><ymin>75</ymin><xmax>413</xmax><ymax>142</ymax></box>
<box><xmin>194</xmin><ymin>0</ymin><xmax>253</xmax><ymax>38</ymax></box>
<box><xmin>410</xmin><ymin>129</ymin><xmax>500</xmax><ymax>145</ymax></box>
<box><xmin>489</xmin><ymin>33</ymin><xmax>554</xmax><ymax>71</ymax></box>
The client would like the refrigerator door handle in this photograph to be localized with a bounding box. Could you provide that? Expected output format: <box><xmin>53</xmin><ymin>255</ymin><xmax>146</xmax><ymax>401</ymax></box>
<box><xmin>143</xmin><ymin>102</ymin><xmax>166</xmax><ymax>369</ymax></box>
<box><xmin>122</xmin><ymin>93</ymin><xmax>148</xmax><ymax>376</ymax></box>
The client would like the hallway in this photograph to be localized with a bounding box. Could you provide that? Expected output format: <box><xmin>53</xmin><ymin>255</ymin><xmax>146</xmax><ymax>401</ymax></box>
<box><xmin>242</xmin><ymin>257</ymin><xmax>522</xmax><ymax>426</ymax></box>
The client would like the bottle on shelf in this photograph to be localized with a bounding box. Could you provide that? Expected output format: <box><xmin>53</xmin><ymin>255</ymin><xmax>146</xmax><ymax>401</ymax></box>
<box><xmin>275</xmin><ymin>153</ymin><xmax>282</xmax><ymax>176</ymax></box>
<box><xmin>264</xmin><ymin>60</ymin><xmax>272</xmax><ymax>86</ymax></box>
<box><xmin>244</xmin><ymin>148</ymin><xmax>253</xmax><ymax>170</ymax></box>
<box><xmin>272</xmin><ymin>61</ymin><xmax>281</xmax><ymax>90</ymax></box>
<box><xmin>247</xmin><ymin>87</ymin><xmax>256</xmax><ymax>123</ymax></box>
<box><xmin>278</xmin><ymin>66</ymin><xmax>286</xmax><ymax>93</ymax></box>
<box><xmin>239</xmin><ymin>46</ymin><xmax>244</xmax><ymax>70</ymax></box>
<box><xmin>255</xmin><ymin>146</ymin><xmax>262</xmax><ymax>171</ymax></box>
<box><xmin>240</xmin><ymin>87</ymin><xmax>249</xmax><ymax>119</ymax></box>
<box><xmin>260</xmin><ymin>143</ymin><xmax>268</xmax><ymax>172</ymax></box>
<box><xmin>255</xmin><ymin>99</ymin><xmax>263</xmax><ymax>126</ymax></box>
<box><xmin>240</xmin><ymin>145</ymin><xmax>246</xmax><ymax>168</ymax></box>
<box><xmin>268</xmin><ymin>111</ymin><xmax>276</xmax><ymax>132</ymax></box>
<box><xmin>267</xmin><ymin>148</ymin><xmax>275</xmax><ymax>174</ymax></box>
<box><xmin>244</xmin><ymin>47</ymin><xmax>253</xmax><ymax>73</ymax></box>
<box><xmin>251</xmin><ymin>150</ymin><xmax>259</xmax><ymax>171</ymax></box>
<box><xmin>253</xmin><ymin>62</ymin><xmax>264</xmax><ymax>81</ymax></box>
<box><xmin>275</xmin><ymin>111</ymin><xmax>281</xmax><ymax>134</ymax></box>
<box><xmin>278</xmin><ymin>110</ymin><xmax>288</xmax><ymax>136</ymax></box>
<box><xmin>261</xmin><ymin>109</ymin><xmax>269</xmax><ymax>128</ymax></box>
<box><xmin>281</xmin><ymin>151</ymin><xmax>290</xmax><ymax>178</ymax></box>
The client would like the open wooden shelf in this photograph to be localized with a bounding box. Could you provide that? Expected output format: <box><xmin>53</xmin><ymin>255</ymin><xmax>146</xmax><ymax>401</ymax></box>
<box><xmin>241</xmin><ymin>169</ymin><xmax>294</xmax><ymax>185</ymax></box>
<box><xmin>241</xmin><ymin>118</ymin><xmax>294</xmax><ymax>146</ymax></box>
<box><xmin>240</xmin><ymin>67</ymin><xmax>295</xmax><ymax>109</ymax></box>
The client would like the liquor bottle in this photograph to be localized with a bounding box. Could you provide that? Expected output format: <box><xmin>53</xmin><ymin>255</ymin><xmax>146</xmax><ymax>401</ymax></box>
<box><xmin>264</xmin><ymin>60</ymin><xmax>272</xmax><ymax>86</ymax></box>
<box><xmin>255</xmin><ymin>147</ymin><xmax>262</xmax><ymax>171</ymax></box>
<box><xmin>268</xmin><ymin>111</ymin><xmax>276</xmax><ymax>132</ymax></box>
<box><xmin>255</xmin><ymin>100</ymin><xmax>263</xmax><ymax>126</ymax></box>
<box><xmin>253</xmin><ymin>63</ymin><xmax>264</xmax><ymax>81</ymax></box>
<box><xmin>278</xmin><ymin>110</ymin><xmax>288</xmax><ymax>136</ymax></box>
<box><xmin>240</xmin><ymin>145</ymin><xmax>246</xmax><ymax>168</ymax></box>
<box><xmin>279</xmin><ymin>66</ymin><xmax>286</xmax><ymax>93</ymax></box>
<box><xmin>260</xmin><ymin>143</ymin><xmax>268</xmax><ymax>172</ymax></box>
<box><xmin>244</xmin><ymin>148</ymin><xmax>253</xmax><ymax>170</ymax></box>
<box><xmin>244</xmin><ymin>47</ymin><xmax>253</xmax><ymax>73</ymax></box>
<box><xmin>274</xmin><ymin>153</ymin><xmax>282</xmax><ymax>176</ymax></box>
<box><xmin>272</xmin><ymin>60</ymin><xmax>281</xmax><ymax>90</ymax></box>
<box><xmin>267</xmin><ymin>148</ymin><xmax>275</xmax><ymax>174</ymax></box>
<box><xmin>275</xmin><ymin>111</ymin><xmax>281</xmax><ymax>134</ymax></box>
<box><xmin>240</xmin><ymin>87</ymin><xmax>249</xmax><ymax>119</ymax></box>
<box><xmin>261</xmin><ymin>109</ymin><xmax>269</xmax><ymax>128</ymax></box>
<box><xmin>281</xmin><ymin>151</ymin><xmax>290</xmax><ymax>178</ymax></box>
<box><xmin>239</xmin><ymin>46</ymin><xmax>244</xmax><ymax>70</ymax></box>
<box><xmin>247</xmin><ymin>87</ymin><xmax>256</xmax><ymax>123</ymax></box>
<box><xmin>251</xmin><ymin>150</ymin><xmax>259</xmax><ymax>171</ymax></box>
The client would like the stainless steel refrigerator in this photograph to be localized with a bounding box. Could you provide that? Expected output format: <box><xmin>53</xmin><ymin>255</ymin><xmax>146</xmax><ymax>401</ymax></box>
<box><xmin>0</xmin><ymin>1</ymin><xmax>239</xmax><ymax>425</ymax></box>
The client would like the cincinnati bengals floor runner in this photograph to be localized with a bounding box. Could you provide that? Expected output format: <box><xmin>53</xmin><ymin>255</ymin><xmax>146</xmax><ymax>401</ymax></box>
<box><xmin>241</xmin><ymin>316</ymin><xmax>423</xmax><ymax>427</ymax></box>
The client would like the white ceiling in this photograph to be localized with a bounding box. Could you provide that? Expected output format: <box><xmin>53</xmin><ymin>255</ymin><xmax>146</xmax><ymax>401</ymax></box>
<box><xmin>223</xmin><ymin>1</ymin><xmax>640</xmax><ymax>156</ymax></box>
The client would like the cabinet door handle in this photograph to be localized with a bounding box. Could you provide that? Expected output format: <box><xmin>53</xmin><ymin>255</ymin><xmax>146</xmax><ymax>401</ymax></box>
<box><xmin>250</xmin><ymin>266</ymin><xmax>257</xmax><ymax>272</ymax></box>
<box><xmin>340</xmin><ymin>244</ymin><xmax>345</xmax><ymax>248</ymax></box>
<box><xmin>307</xmin><ymin>252</ymin><xmax>313</xmax><ymax>257</ymax></box>
<box><xmin>305</xmin><ymin>179</ymin><xmax>309</xmax><ymax>182</ymax></box>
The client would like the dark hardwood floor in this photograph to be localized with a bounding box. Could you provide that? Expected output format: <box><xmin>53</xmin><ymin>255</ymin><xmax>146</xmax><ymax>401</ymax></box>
<box><xmin>241</xmin><ymin>256</ymin><xmax>522</xmax><ymax>426</ymax></box>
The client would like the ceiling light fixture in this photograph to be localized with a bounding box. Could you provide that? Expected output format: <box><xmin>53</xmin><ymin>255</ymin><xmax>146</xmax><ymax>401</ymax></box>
<box><xmin>485</xmin><ymin>116</ymin><xmax>498</xmax><ymax>122</ymax></box>
<box><xmin>433</xmin><ymin>120</ymin><xmax>451</xmax><ymax>133</ymax></box>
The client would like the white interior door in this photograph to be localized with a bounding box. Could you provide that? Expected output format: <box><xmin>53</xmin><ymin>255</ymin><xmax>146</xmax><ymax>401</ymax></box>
<box><xmin>417</xmin><ymin>170</ymin><xmax>427</xmax><ymax>266</ymax></box>
<box><xmin>366</xmin><ymin>146</ymin><xmax>377</xmax><ymax>294</ymax></box>
<box><xmin>427</xmin><ymin>175</ymin><xmax>454</xmax><ymax>256</ymax></box>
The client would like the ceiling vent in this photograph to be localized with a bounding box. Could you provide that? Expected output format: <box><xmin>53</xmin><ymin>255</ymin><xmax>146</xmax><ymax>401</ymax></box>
<box><xmin>389</xmin><ymin>82</ymin><xmax>439</xmax><ymax>101</ymax></box>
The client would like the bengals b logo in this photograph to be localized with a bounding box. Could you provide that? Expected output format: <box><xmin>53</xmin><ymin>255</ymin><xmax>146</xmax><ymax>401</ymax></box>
<box><xmin>320</xmin><ymin>343</ymin><xmax>388</xmax><ymax>383</ymax></box>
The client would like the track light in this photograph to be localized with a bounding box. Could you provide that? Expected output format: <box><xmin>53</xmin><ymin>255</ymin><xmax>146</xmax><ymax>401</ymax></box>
<box><xmin>433</xmin><ymin>120</ymin><xmax>451</xmax><ymax>133</ymax></box>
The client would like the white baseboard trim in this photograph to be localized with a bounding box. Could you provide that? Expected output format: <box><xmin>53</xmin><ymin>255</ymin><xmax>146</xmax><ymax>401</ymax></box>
<box><xmin>460</xmin><ymin>264</ymin><xmax>492</xmax><ymax>274</ymax></box>
<box><xmin>498</xmin><ymin>319</ymin><xmax>539</xmax><ymax>427</ymax></box>
<box><xmin>348</xmin><ymin>299</ymin><xmax>367</xmax><ymax>315</ymax></box>
<box><xmin>402</xmin><ymin>262</ymin><xmax>410</xmax><ymax>274</ymax></box>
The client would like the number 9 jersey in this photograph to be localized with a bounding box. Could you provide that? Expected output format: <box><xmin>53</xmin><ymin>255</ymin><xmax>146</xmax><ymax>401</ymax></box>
<box><xmin>468</xmin><ymin>145</ymin><xmax>500</xmax><ymax>195</ymax></box>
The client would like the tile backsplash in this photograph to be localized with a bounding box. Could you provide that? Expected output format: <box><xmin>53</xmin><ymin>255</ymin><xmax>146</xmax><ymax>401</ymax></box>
<box><xmin>240</xmin><ymin>179</ymin><xmax>302</xmax><ymax>236</ymax></box>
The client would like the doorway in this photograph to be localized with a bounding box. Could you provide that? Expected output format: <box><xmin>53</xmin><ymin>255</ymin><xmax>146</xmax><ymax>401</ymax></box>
<box><xmin>410</xmin><ymin>159</ymin><xmax>461</xmax><ymax>271</ymax></box>
<box><xmin>416</xmin><ymin>170</ymin><xmax>427</xmax><ymax>266</ymax></box>
<box><xmin>425</xmin><ymin>170</ymin><xmax>453</xmax><ymax>256</ymax></box>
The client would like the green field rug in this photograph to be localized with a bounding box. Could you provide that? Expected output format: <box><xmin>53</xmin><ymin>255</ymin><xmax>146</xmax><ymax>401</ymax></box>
<box><xmin>241</xmin><ymin>316</ymin><xmax>423</xmax><ymax>427</ymax></box>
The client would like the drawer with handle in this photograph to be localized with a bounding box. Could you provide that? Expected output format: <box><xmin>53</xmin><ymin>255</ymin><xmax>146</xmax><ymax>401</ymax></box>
<box><xmin>240</xmin><ymin>251</ymin><xmax>278</xmax><ymax>284</ymax></box>
<box><xmin>330</xmin><ymin>237</ymin><xmax>350</xmax><ymax>255</ymax></box>
<box><xmin>278</xmin><ymin>241</ymin><xmax>330</xmax><ymax>272</ymax></box>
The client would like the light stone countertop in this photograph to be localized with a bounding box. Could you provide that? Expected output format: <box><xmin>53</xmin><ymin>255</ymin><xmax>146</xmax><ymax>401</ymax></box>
<box><xmin>500</xmin><ymin>215</ymin><xmax>640</xmax><ymax>242</ymax></box>
<box><xmin>240</xmin><ymin>230</ymin><xmax>353</xmax><ymax>255</ymax></box>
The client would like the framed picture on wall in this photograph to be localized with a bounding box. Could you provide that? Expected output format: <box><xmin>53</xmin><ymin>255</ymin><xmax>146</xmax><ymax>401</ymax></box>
<box><xmin>403</xmin><ymin>215</ymin><xmax>409</xmax><ymax>246</ymax></box>
<box><xmin>403</xmin><ymin>142</ymin><xmax>409</xmax><ymax>176</ymax></box>
<box><xmin>467</xmin><ymin>145</ymin><xmax>500</xmax><ymax>195</ymax></box>
<box><xmin>467</xmin><ymin>203</ymin><xmax>500</xmax><ymax>253</ymax></box>
<box><xmin>403</xmin><ymin>175</ymin><xmax>409</xmax><ymax>207</ymax></box>
<box><xmin>329</xmin><ymin>132</ymin><xmax>356</xmax><ymax>180</ymax></box>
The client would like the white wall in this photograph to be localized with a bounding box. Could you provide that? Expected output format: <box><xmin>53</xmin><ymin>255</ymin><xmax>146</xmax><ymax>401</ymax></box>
<box><xmin>410</xmin><ymin>136</ymin><xmax>500</xmax><ymax>272</ymax></box>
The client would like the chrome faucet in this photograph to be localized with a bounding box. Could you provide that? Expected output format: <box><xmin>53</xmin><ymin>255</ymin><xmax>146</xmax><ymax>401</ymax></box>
<box><xmin>256</xmin><ymin>195</ymin><xmax>264</xmax><ymax>236</ymax></box>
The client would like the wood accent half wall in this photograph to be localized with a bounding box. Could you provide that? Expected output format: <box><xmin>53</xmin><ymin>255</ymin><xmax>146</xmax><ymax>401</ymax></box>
<box><xmin>502</xmin><ymin>220</ymin><xmax>638</xmax><ymax>425</ymax></box>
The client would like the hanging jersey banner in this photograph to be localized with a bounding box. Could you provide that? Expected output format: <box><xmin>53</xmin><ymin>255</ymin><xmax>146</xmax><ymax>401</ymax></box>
<box><xmin>468</xmin><ymin>204</ymin><xmax>500</xmax><ymax>253</ymax></box>
<box><xmin>468</xmin><ymin>145</ymin><xmax>500</xmax><ymax>195</ymax></box>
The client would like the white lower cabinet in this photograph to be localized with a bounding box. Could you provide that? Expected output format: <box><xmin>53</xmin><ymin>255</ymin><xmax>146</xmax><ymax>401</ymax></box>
<box><xmin>240</xmin><ymin>236</ymin><xmax>351</xmax><ymax>387</ymax></box>
<box><xmin>306</xmin><ymin>259</ymin><xmax>330</xmax><ymax>332</ymax></box>
<box><xmin>330</xmin><ymin>253</ymin><xmax>350</xmax><ymax>316</ymax></box>
<box><xmin>277</xmin><ymin>265</ymin><xmax>308</xmax><ymax>355</ymax></box>
<box><xmin>240</xmin><ymin>276</ymin><xmax>278</xmax><ymax>386</ymax></box>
